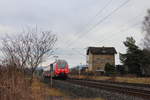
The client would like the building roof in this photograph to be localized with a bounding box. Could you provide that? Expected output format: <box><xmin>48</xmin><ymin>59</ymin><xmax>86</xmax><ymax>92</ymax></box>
<box><xmin>87</xmin><ymin>47</ymin><xmax>117</xmax><ymax>55</ymax></box>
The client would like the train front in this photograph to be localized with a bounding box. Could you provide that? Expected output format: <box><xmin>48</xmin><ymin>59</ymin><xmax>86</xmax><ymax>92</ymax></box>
<box><xmin>54</xmin><ymin>60</ymin><xmax>69</xmax><ymax>78</ymax></box>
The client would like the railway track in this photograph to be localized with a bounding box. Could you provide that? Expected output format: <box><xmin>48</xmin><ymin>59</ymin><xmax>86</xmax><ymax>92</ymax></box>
<box><xmin>65</xmin><ymin>78</ymin><xmax>150</xmax><ymax>99</ymax></box>
<box><xmin>71</xmin><ymin>78</ymin><xmax>150</xmax><ymax>88</ymax></box>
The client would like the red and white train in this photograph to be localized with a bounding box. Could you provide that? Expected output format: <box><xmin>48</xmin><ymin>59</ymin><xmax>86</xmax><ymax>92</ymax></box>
<box><xmin>43</xmin><ymin>59</ymin><xmax>69</xmax><ymax>79</ymax></box>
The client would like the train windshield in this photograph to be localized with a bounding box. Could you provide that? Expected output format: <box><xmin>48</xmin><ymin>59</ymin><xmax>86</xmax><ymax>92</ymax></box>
<box><xmin>57</xmin><ymin>60</ymin><xmax>67</xmax><ymax>68</ymax></box>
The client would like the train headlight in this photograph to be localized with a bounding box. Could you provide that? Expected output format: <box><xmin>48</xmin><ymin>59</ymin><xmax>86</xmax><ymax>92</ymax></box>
<box><xmin>65</xmin><ymin>69</ymin><xmax>69</xmax><ymax>73</ymax></box>
<box><xmin>57</xmin><ymin>69</ymin><xmax>60</xmax><ymax>71</ymax></box>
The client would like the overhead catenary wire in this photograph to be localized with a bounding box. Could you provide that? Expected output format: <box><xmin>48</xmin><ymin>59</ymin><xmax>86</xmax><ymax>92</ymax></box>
<box><xmin>68</xmin><ymin>21</ymin><xmax>141</xmax><ymax>58</ymax></box>
<box><xmin>83</xmin><ymin>0</ymin><xmax>113</xmax><ymax>28</ymax></box>
<box><xmin>62</xmin><ymin>19</ymin><xmax>142</xmax><ymax>56</ymax></box>
<box><xmin>55</xmin><ymin>0</ymin><xmax>115</xmax><ymax>57</ymax></box>
<box><xmin>89</xmin><ymin>11</ymin><xmax>144</xmax><ymax>41</ymax></box>
<box><xmin>55</xmin><ymin>0</ymin><xmax>142</xmax><ymax>58</ymax></box>
<box><xmin>62</xmin><ymin>0</ymin><xmax>113</xmax><ymax>48</ymax></box>
<box><xmin>55</xmin><ymin>13</ymin><xmax>142</xmax><ymax>57</ymax></box>
<box><xmin>72</xmin><ymin>48</ymin><xmax>86</xmax><ymax>57</ymax></box>
<box><xmin>79</xmin><ymin>12</ymin><xmax>143</xmax><ymax>47</ymax></box>
<box><xmin>65</xmin><ymin>0</ymin><xmax>131</xmax><ymax>48</ymax></box>
<box><xmin>91</xmin><ymin>21</ymin><xmax>142</xmax><ymax>46</ymax></box>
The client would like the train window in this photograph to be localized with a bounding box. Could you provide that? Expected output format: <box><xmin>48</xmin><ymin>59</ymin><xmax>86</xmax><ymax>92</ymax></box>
<box><xmin>58</xmin><ymin>62</ymin><xmax>67</xmax><ymax>68</ymax></box>
<box><xmin>57</xmin><ymin>60</ymin><xmax>67</xmax><ymax>68</ymax></box>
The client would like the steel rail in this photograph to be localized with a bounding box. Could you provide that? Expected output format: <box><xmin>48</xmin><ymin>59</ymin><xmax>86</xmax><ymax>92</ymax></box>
<box><xmin>65</xmin><ymin>78</ymin><xmax>150</xmax><ymax>99</ymax></box>
<box><xmin>69</xmin><ymin>78</ymin><xmax>150</xmax><ymax>88</ymax></box>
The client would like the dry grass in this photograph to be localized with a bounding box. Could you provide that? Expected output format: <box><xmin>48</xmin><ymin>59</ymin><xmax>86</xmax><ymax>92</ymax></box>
<box><xmin>64</xmin><ymin>97</ymin><xmax>104</xmax><ymax>100</ymax></box>
<box><xmin>72</xmin><ymin>98</ymin><xmax>104</xmax><ymax>100</ymax></box>
<box><xmin>0</xmin><ymin>67</ymin><xmax>32</xmax><ymax>100</ymax></box>
<box><xmin>64</xmin><ymin>98</ymin><xmax>104</xmax><ymax>100</ymax></box>
<box><xmin>70</xmin><ymin>75</ymin><xmax>150</xmax><ymax>84</ymax></box>
<box><xmin>31</xmin><ymin>78</ymin><xmax>67</xmax><ymax>99</ymax></box>
<box><xmin>31</xmin><ymin>79</ymin><xmax>46</xmax><ymax>100</ymax></box>
<box><xmin>31</xmin><ymin>78</ymin><xmax>105</xmax><ymax>100</ymax></box>
<box><xmin>0</xmin><ymin>64</ymin><xmax>105</xmax><ymax>100</ymax></box>
<box><xmin>114</xmin><ymin>77</ymin><xmax>150</xmax><ymax>84</ymax></box>
<box><xmin>46</xmin><ymin>88</ymin><xmax>66</xmax><ymax>96</ymax></box>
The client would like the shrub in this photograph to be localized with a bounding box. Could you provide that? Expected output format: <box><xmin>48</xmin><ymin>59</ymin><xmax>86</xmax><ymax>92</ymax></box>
<box><xmin>104</xmin><ymin>63</ymin><xmax>116</xmax><ymax>76</ymax></box>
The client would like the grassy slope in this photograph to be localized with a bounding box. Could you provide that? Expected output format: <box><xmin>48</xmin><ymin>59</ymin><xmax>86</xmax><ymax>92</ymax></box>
<box><xmin>31</xmin><ymin>78</ymin><xmax>67</xmax><ymax>98</ymax></box>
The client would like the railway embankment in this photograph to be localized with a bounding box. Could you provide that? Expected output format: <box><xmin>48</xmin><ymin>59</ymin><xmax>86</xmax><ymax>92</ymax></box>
<box><xmin>44</xmin><ymin>78</ymin><xmax>149</xmax><ymax>100</ymax></box>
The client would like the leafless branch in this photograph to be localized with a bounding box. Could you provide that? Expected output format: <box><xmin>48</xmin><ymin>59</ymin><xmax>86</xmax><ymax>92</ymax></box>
<box><xmin>0</xmin><ymin>28</ymin><xmax>57</xmax><ymax>81</ymax></box>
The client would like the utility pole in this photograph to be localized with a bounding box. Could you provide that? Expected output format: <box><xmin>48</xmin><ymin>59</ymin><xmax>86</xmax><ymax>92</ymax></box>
<box><xmin>50</xmin><ymin>55</ymin><xmax>58</xmax><ymax>88</ymax></box>
<box><xmin>50</xmin><ymin>64</ymin><xmax>53</xmax><ymax>88</ymax></box>
<box><xmin>79</xmin><ymin>63</ymin><xmax>81</xmax><ymax>78</ymax></box>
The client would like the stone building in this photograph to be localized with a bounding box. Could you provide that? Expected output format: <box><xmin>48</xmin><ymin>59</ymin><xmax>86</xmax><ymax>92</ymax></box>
<box><xmin>86</xmin><ymin>47</ymin><xmax>117</xmax><ymax>72</ymax></box>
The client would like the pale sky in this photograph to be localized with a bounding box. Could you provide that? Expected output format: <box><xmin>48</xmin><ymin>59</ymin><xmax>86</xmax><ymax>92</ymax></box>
<box><xmin>0</xmin><ymin>0</ymin><xmax>150</xmax><ymax>68</ymax></box>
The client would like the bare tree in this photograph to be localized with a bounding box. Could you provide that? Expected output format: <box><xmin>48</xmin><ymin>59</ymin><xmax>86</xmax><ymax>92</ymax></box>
<box><xmin>143</xmin><ymin>9</ymin><xmax>150</xmax><ymax>50</ymax></box>
<box><xmin>1</xmin><ymin>28</ymin><xmax>57</xmax><ymax>81</ymax></box>
<box><xmin>142</xmin><ymin>9</ymin><xmax>150</xmax><ymax>76</ymax></box>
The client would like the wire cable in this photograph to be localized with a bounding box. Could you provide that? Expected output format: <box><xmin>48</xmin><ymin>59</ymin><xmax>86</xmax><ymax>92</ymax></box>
<box><xmin>65</xmin><ymin>0</ymin><xmax>130</xmax><ymax>48</ymax></box>
<box><xmin>62</xmin><ymin>0</ymin><xmax>113</xmax><ymax>48</ymax></box>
